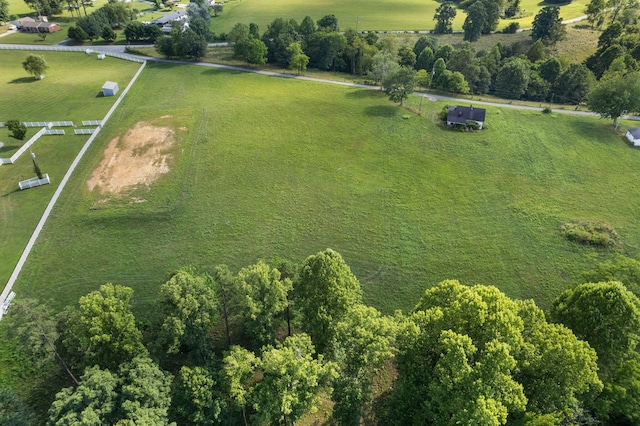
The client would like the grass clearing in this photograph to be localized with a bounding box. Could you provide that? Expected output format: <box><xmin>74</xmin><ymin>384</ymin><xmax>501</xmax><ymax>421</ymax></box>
<box><xmin>6</xmin><ymin>61</ymin><xmax>640</xmax><ymax>321</ymax></box>
<box><xmin>0</xmin><ymin>50</ymin><xmax>142</xmax><ymax>293</ymax></box>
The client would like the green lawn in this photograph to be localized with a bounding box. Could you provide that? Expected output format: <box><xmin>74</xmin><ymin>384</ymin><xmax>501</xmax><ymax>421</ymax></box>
<box><xmin>210</xmin><ymin>0</ymin><xmax>589</xmax><ymax>34</ymax></box>
<box><xmin>4</xmin><ymin>61</ymin><xmax>638</xmax><ymax>320</ymax></box>
<box><xmin>0</xmin><ymin>51</ymin><xmax>142</xmax><ymax>296</ymax></box>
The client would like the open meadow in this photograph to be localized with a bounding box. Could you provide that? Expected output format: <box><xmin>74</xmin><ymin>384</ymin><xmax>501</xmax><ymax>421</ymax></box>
<box><xmin>0</xmin><ymin>59</ymin><xmax>636</xmax><ymax>322</ymax></box>
<box><xmin>211</xmin><ymin>0</ymin><xmax>589</xmax><ymax>34</ymax></box>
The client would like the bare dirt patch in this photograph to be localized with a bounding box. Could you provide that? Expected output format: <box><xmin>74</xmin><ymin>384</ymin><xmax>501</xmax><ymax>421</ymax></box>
<box><xmin>87</xmin><ymin>122</ymin><xmax>177</xmax><ymax>196</ymax></box>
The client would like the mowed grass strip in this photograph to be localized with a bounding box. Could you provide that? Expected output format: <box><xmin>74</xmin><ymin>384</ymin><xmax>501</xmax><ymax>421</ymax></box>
<box><xmin>212</xmin><ymin>0</ymin><xmax>588</xmax><ymax>33</ymax></box>
<box><xmin>0</xmin><ymin>51</ymin><xmax>141</xmax><ymax>289</ymax></box>
<box><xmin>10</xmin><ymin>62</ymin><xmax>640</xmax><ymax>316</ymax></box>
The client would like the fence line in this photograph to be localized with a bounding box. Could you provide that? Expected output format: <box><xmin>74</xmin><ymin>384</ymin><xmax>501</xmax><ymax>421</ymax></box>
<box><xmin>0</xmin><ymin>125</ymin><xmax>50</xmax><ymax>164</ymax></box>
<box><xmin>0</xmin><ymin>60</ymin><xmax>147</xmax><ymax>321</ymax></box>
<box><xmin>74</xmin><ymin>128</ymin><xmax>97</xmax><ymax>135</ymax></box>
<box><xmin>44</xmin><ymin>129</ymin><xmax>65</xmax><ymax>135</ymax></box>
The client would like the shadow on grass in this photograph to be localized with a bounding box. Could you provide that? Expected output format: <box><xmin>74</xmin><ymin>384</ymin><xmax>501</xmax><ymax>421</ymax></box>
<box><xmin>1</xmin><ymin>187</ymin><xmax>21</xmax><ymax>198</ymax></box>
<box><xmin>95</xmin><ymin>92</ymin><xmax>105</xmax><ymax>98</ymax></box>
<box><xmin>346</xmin><ymin>89</ymin><xmax>384</xmax><ymax>99</ymax></box>
<box><xmin>364</xmin><ymin>105</ymin><xmax>399</xmax><ymax>117</ymax></box>
<box><xmin>0</xmin><ymin>145</ymin><xmax>20</xmax><ymax>154</ymax></box>
<box><xmin>8</xmin><ymin>77</ymin><xmax>37</xmax><ymax>84</ymax></box>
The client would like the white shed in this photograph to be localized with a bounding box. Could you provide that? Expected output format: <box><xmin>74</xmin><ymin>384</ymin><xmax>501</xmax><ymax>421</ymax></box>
<box><xmin>626</xmin><ymin>128</ymin><xmax>640</xmax><ymax>146</ymax></box>
<box><xmin>102</xmin><ymin>81</ymin><xmax>119</xmax><ymax>97</ymax></box>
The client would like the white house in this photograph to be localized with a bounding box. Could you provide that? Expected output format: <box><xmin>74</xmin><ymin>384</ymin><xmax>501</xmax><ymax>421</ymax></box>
<box><xmin>626</xmin><ymin>128</ymin><xmax>640</xmax><ymax>146</ymax></box>
<box><xmin>102</xmin><ymin>81</ymin><xmax>119</xmax><ymax>97</ymax></box>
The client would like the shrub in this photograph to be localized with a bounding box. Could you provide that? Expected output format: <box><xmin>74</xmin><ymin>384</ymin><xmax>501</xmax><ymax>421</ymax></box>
<box><xmin>465</xmin><ymin>120</ymin><xmax>480</xmax><ymax>130</ymax></box>
<box><xmin>439</xmin><ymin>106</ymin><xmax>449</xmax><ymax>122</ymax></box>
<box><xmin>503</xmin><ymin>22</ymin><xmax>520</xmax><ymax>34</ymax></box>
<box><xmin>560</xmin><ymin>220</ymin><xmax>619</xmax><ymax>247</ymax></box>
<box><xmin>542</xmin><ymin>107</ymin><xmax>552</xmax><ymax>114</ymax></box>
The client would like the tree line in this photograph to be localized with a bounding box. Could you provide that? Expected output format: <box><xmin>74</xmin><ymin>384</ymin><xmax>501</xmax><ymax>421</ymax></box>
<box><xmin>2</xmin><ymin>248</ymin><xmax>640</xmax><ymax>425</ymax></box>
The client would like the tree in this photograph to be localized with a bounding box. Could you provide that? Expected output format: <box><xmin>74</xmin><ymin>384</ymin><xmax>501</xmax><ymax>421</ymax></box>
<box><xmin>306</xmin><ymin>31</ymin><xmax>347</xmax><ymax>71</ymax></box>
<box><xmin>397</xmin><ymin>45</ymin><xmax>416</xmax><ymax>67</ymax></box>
<box><xmin>317</xmin><ymin>13</ymin><xmax>338</xmax><ymax>32</ymax></box>
<box><xmin>5</xmin><ymin>298</ymin><xmax>58</xmax><ymax>371</ymax></box>
<box><xmin>538</xmin><ymin>57</ymin><xmax>562</xmax><ymax>83</ymax></box>
<box><xmin>179</xmin><ymin>28</ymin><xmax>207</xmax><ymax>60</ymax></box>
<box><xmin>252</xmin><ymin>334</ymin><xmax>338</xmax><ymax>426</ymax></box>
<box><xmin>383</xmin><ymin>66</ymin><xmax>416</xmax><ymax>106</ymax></box>
<box><xmin>551</xmin><ymin>281</ymin><xmax>640</xmax><ymax>371</ymax></box>
<box><xmin>212</xmin><ymin>2</ymin><xmax>223</xmax><ymax>17</ymax></box>
<box><xmin>481</xmin><ymin>0</ymin><xmax>500</xmax><ymax>34</ymax></box>
<box><xmin>588</xmin><ymin>72</ymin><xmax>640</xmax><ymax>128</ymax></box>
<box><xmin>222</xmin><ymin>346</ymin><xmax>258</xmax><ymax>426</ymax></box>
<box><xmin>551</xmin><ymin>63</ymin><xmax>596</xmax><ymax>104</ymax></box>
<box><xmin>369</xmin><ymin>51</ymin><xmax>400</xmax><ymax>86</ymax></box>
<box><xmin>434</xmin><ymin>2</ymin><xmax>457</xmax><ymax>34</ymax></box>
<box><xmin>415</xmin><ymin>69</ymin><xmax>431</xmax><ymax>90</ymax></box>
<box><xmin>582</xmin><ymin>254</ymin><xmax>640</xmax><ymax>296</ymax></box>
<box><xmin>159</xmin><ymin>268</ymin><xmax>218</xmax><ymax>355</ymax></box>
<box><xmin>299</xmin><ymin>15</ymin><xmax>315</xmax><ymax>38</ymax></box>
<box><xmin>494</xmin><ymin>58</ymin><xmax>531</xmax><ymax>99</ymax></box>
<box><xmin>331</xmin><ymin>305</ymin><xmax>396</xmax><ymax>426</ymax></box>
<box><xmin>0</xmin><ymin>388</ymin><xmax>36</xmax><ymax>426</ymax></box>
<box><xmin>5</xmin><ymin>119</ymin><xmax>27</xmax><ymax>141</ymax></box>
<box><xmin>390</xmin><ymin>281</ymin><xmax>601</xmax><ymax>425</ymax></box>
<box><xmin>261</xmin><ymin>17</ymin><xmax>298</xmax><ymax>66</ymax></box>
<box><xmin>24</xmin><ymin>0</ymin><xmax>63</xmax><ymax>16</ymax></box>
<box><xmin>463</xmin><ymin>0</ymin><xmax>487</xmax><ymax>42</ymax></box>
<box><xmin>212</xmin><ymin>264</ymin><xmax>235</xmax><ymax>346</ymax></box>
<box><xmin>295</xmin><ymin>249</ymin><xmax>363</xmax><ymax>355</ymax></box>
<box><xmin>287</xmin><ymin>41</ymin><xmax>309</xmax><ymax>74</ymax></box>
<box><xmin>531</xmin><ymin>6</ymin><xmax>566</xmax><ymax>46</ymax></box>
<box><xmin>61</xmin><ymin>284</ymin><xmax>147</xmax><ymax>372</ymax></box>
<box><xmin>587</xmin><ymin>0</ymin><xmax>607</xmax><ymax>28</ymax></box>
<box><xmin>526</xmin><ymin>40</ymin><xmax>546</xmax><ymax>62</ymax></box>
<box><xmin>413</xmin><ymin>35</ymin><xmax>437</xmax><ymax>57</ymax></box>
<box><xmin>101</xmin><ymin>24</ymin><xmax>116</xmax><ymax>42</ymax></box>
<box><xmin>68</xmin><ymin>25</ymin><xmax>89</xmax><ymax>41</ymax></box>
<box><xmin>0</xmin><ymin>0</ymin><xmax>9</xmax><ymax>24</ymax></box>
<box><xmin>415</xmin><ymin>46</ymin><xmax>434</xmax><ymax>71</ymax></box>
<box><xmin>235</xmin><ymin>36</ymin><xmax>268</xmax><ymax>65</ymax></box>
<box><xmin>234</xmin><ymin>260</ymin><xmax>292</xmax><ymax>348</ymax></box>
<box><xmin>48</xmin><ymin>356</ymin><xmax>173</xmax><ymax>425</ymax></box>
<box><xmin>171</xmin><ymin>366</ymin><xmax>224</xmax><ymax>425</ymax></box>
<box><xmin>22</xmin><ymin>54</ymin><xmax>49</xmax><ymax>79</ymax></box>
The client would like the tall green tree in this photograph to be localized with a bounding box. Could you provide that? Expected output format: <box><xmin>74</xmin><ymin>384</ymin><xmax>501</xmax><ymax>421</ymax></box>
<box><xmin>551</xmin><ymin>63</ymin><xmax>596</xmax><ymax>104</ymax></box>
<box><xmin>531</xmin><ymin>7</ymin><xmax>566</xmax><ymax>46</ymax></box>
<box><xmin>287</xmin><ymin>41</ymin><xmax>310</xmax><ymax>74</ymax></box>
<box><xmin>317</xmin><ymin>13</ymin><xmax>338</xmax><ymax>32</ymax></box>
<box><xmin>61</xmin><ymin>284</ymin><xmax>147</xmax><ymax>372</ymax></box>
<box><xmin>434</xmin><ymin>2</ymin><xmax>457</xmax><ymax>34</ymax></box>
<box><xmin>22</xmin><ymin>54</ymin><xmax>49</xmax><ymax>79</ymax></box>
<box><xmin>235</xmin><ymin>36</ymin><xmax>268</xmax><ymax>65</ymax></box>
<box><xmin>382</xmin><ymin>66</ymin><xmax>416</xmax><ymax>106</ymax></box>
<box><xmin>24</xmin><ymin>0</ymin><xmax>63</xmax><ymax>16</ymax></box>
<box><xmin>222</xmin><ymin>346</ymin><xmax>258</xmax><ymax>426</ymax></box>
<box><xmin>494</xmin><ymin>58</ymin><xmax>531</xmax><ymax>99</ymax></box>
<box><xmin>159</xmin><ymin>269</ymin><xmax>218</xmax><ymax>355</ymax></box>
<box><xmin>171</xmin><ymin>366</ymin><xmax>224</xmax><ymax>425</ymax></box>
<box><xmin>397</xmin><ymin>45</ymin><xmax>416</xmax><ymax>67</ymax></box>
<box><xmin>0</xmin><ymin>0</ymin><xmax>9</xmax><ymax>24</ymax></box>
<box><xmin>0</xmin><ymin>388</ymin><xmax>36</xmax><ymax>426</ymax></box>
<box><xmin>588</xmin><ymin>72</ymin><xmax>640</xmax><ymax>128</ymax></box>
<box><xmin>295</xmin><ymin>249</ymin><xmax>362</xmax><ymax>355</ymax></box>
<box><xmin>463</xmin><ymin>0</ymin><xmax>487</xmax><ymax>42</ymax></box>
<box><xmin>587</xmin><ymin>0</ymin><xmax>607</xmax><ymax>28</ymax></box>
<box><xmin>5</xmin><ymin>119</ymin><xmax>27</xmax><ymax>141</ymax></box>
<box><xmin>390</xmin><ymin>280</ymin><xmax>601</xmax><ymax>425</ymax></box>
<box><xmin>331</xmin><ymin>305</ymin><xmax>396</xmax><ymax>426</ymax></box>
<box><xmin>234</xmin><ymin>260</ymin><xmax>292</xmax><ymax>348</ymax></box>
<box><xmin>369</xmin><ymin>51</ymin><xmax>400</xmax><ymax>86</ymax></box>
<box><xmin>582</xmin><ymin>254</ymin><xmax>640</xmax><ymax>296</ymax></box>
<box><xmin>251</xmin><ymin>334</ymin><xmax>337</xmax><ymax>426</ymax></box>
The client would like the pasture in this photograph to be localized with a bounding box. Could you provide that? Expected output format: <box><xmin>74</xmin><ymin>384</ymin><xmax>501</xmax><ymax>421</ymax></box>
<box><xmin>0</xmin><ymin>50</ymin><xmax>142</xmax><ymax>293</ymax></box>
<box><xmin>211</xmin><ymin>0</ymin><xmax>589</xmax><ymax>34</ymax></box>
<box><xmin>4</xmin><ymin>59</ymin><xmax>639</xmax><ymax>319</ymax></box>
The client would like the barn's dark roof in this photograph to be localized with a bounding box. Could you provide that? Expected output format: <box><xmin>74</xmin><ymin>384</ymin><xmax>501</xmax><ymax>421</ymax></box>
<box><xmin>447</xmin><ymin>105</ymin><xmax>487</xmax><ymax>125</ymax></box>
<box><xmin>628</xmin><ymin>128</ymin><xmax>640</xmax><ymax>139</ymax></box>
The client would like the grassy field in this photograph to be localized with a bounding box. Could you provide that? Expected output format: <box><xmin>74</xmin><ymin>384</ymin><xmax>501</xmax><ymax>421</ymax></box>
<box><xmin>210</xmin><ymin>0</ymin><xmax>589</xmax><ymax>34</ymax></box>
<box><xmin>2</xmin><ymin>61</ymin><xmax>637</xmax><ymax>322</ymax></box>
<box><xmin>0</xmin><ymin>51</ymin><xmax>142</xmax><ymax>295</ymax></box>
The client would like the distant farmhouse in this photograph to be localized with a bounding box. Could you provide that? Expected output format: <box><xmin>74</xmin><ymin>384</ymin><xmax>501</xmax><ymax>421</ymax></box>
<box><xmin>152</xmin><ymin>10</ymin><xmax>188</xmax><ymax>27</ymax></box>
<box><xmin>447</xmin><ymin>105</ymin><xmax>486</xmax><ymax>130</ymax></box>
<box><xmin>13</xmin><ymin>16</ymin><xmax>60</xmax><ymax>33</ymax></box>
<box><xmin>626</xmin><ymin>128</ymin><xmax>640</xmax><ymax>146</ymax></box>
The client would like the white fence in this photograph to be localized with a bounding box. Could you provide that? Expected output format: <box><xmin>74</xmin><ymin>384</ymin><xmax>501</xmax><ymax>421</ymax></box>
<box><xmin>1</xmin><ymin>121</ymin><xmax>73</xmax><ymax>127</ymax></box>
<box><xmin>0</xmin><ymin>125</ymin><xmax>49</xmax><ymax>164</ymax></box>
<box><xmin>44</xmin><ymin>129</ymin><xmax>65</xmax><ymax>135</ymax></box>
<box><xmin>0</xmin><ymin>45</ymin><xmax>146</xmax><ymax>63</ymax></box>
<box><xmin>82</xmin><ymin>120</ymin><xmax>103</xmax><ymax>126</ymax></box>
<box><xmin>74</xmin><ymin>128</ymin><xmax>97</xmax><ymax>135</ymax></box>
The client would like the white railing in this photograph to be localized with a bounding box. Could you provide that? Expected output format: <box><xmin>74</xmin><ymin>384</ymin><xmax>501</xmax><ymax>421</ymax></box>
<box><xmin>74</xmin><ymin>128</ymin><xmax>97</xmax><ymax>135</ymax></box>
<box><xmin>82</xmin><ymin>120</ymin><xmax>103</xmax><ymax>126</ymax></box>
<box><xmin>44</xmin><ymin>129</ymin><xmax>65</xmax><ymax>135</ymax></box>
<box><xmin>0</xmin><ymin>45</ymin><xmax>146</xmax><ymax>63</ymax></box>
<box><xmin>0</xmin><ymin>125</ymin><xmax>49</xmax><ymax>164</ymax></box>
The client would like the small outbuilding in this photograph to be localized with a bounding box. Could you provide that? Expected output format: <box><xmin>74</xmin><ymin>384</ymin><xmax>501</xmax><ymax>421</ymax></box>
<box><xmin>626</xmin><ymin>128</ymin><xmax>640</xmax><ymax>146</ymax></box>
<box><xmin>102</xmin><ymin>81</ymin><xmax>119</xmax><ymax>97</ymax></box>
<box><xmin>447</xmin><ymin>105</ymin><xmax>487</xmax><ymax>129</ymax></box>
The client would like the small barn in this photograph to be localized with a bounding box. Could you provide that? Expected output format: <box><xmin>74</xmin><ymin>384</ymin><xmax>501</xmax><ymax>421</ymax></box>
<box><xmin>627</xmin><ymin>128</ymin><xmax>640</xmax><ymax>146</ymax></box>
<box><xmin>102</xmin><ymin>81</ymin><xmax>119</xmax><ymax>97</ymax></box>
<box><xmin>447</xmin><ymin>105</ymin><xmax>487</xmax><ymax>129</ymax></box>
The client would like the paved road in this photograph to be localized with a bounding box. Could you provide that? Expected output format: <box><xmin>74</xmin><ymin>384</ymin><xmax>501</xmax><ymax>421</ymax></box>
<box><xmin>1</xmin><ymin>42</ymin><xmax>638</xmax><ymax>121</ymax></box>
